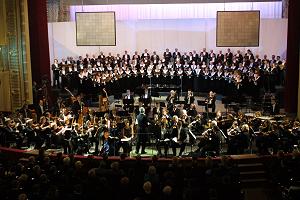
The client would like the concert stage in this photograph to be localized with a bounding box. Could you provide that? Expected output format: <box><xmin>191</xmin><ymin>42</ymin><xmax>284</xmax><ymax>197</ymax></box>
<box><xmin>0</xmin><ymin>146</ymin><xmax>276</xmax><ymax>162</ymax></box>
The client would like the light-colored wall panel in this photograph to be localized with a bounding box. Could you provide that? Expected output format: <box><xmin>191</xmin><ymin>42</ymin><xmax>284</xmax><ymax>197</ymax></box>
<box><xmin>0</xmin><ymin>0</ymin><xmax>7</xmax><ymax>45</ymax></box>
<box><xmin>48</xmin><ymin>18</ymin><xmax>287</xmax><ymax>62</ymax></box>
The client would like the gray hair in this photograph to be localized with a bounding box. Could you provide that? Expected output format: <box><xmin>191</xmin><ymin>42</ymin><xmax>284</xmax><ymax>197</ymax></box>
<box><xmin>139</xmin><ymin>107</ymin><xmax>145</xmax><ymax>114</ymax></box>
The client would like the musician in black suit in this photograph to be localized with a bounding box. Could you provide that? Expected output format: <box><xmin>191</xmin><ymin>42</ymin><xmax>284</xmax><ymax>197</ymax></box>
<box><xmin>170</xmin><ymin>104</ymin><xmax>181</xmax><ymax>117</ymax></box>
<box><xmin>151</xmin><ymin>51</ymin><xmax>160</xmax><ymax>65</ymax></box>
<box><xmin>141</xmin><ymin>49</ymin><xmax>150</xmax><ymax>61</ymax></box>
<box><xmin>191</xmin><ymin>50</ymin><xmax>199</xmax><ymax>63</ymax></box>
<box><xmin>173</xmin><ymin>48</ymin><xmax>181</xmax><ymax>59</ymax></box>
<box><xmin>187</xmin><ymin>103</ymin><xmax>198</xmax><ymax>119</ymax></box>
<box><xmin>19</xmin><ymin>102</ymin><xmax>32</xmax><ymax>119</ymax></box>
<box><xmin>152</xmin><ymin>102</ymin><xmax>163</xmax><ymax>118</ymax></box>
<box><xmin>200</xmin><ymin>48</ymin><xmax>208</xmax><ymax>63</ymax></box>
<box><xmin>205</xmin><ymin>91</ymin><xmax>216</xmax><ymax>113</ymax></box>
<box><xmin>139</xmin><ymin>88</ymin><xmax>151</xmax><ymax>107</ymax></box>
<box><xmin>71</xmin><ymin>95</ymin><xmax>83</xmax><ymax>122</ymax></box>
<box><xmin>156</xmin><ymin>115</ymin><xmax>171</xmax><ymax>157</ymax></box>
<box><xmin>181</xmin><ymin>52</ymin><xmax>190</xmax><ymax>64</ymax></box>
<box><xmin>51</xmin><ymin>59</ymin><xmax>60</xmax><ymax>88</ymax></box>
<box><xmin>135</xmin><ymin>107</ymin><xmax>151</xmax><ymax>154</ymax></box>
<box><xmin>132</xmin><ymin>51</ymin><xmax>141</xmax><ymax>62</ymax></box>
<box><xmin>35</xmin><ymin>99</ymin><xmax>45</xmax><ymax>121</ymax></box>
<box><xmin>166</xmin><ymin>90</ymin><xmax>178</xmax><ymax>113</ymax></box>
<box><xmin>184</xmin><ymin>89</ymin><xmax>195</xmax><ymax>109</ymax></box>
<box><xmin>170</xmin><ymin>117</ymin><xmax>187</xmax><ymax>156</ymax></box>
<box><xmin>217</xmin><ymin>50</ymin><xmax>224</xmax><ymax>64</ymax></box>
<box><xmin>124</xmin><ymin>89</ymin><xmax>133</xmax><ymax>100</ymax></box>
<box><xmin>226</xmin><ymin>48</ymin><xmax>233</xmax><ymax>64</ymax></box>
<box><xmin>122</xmin><ymin>50</ymin><xmax>131</xmax><ymax>63</ymax></box>
<box><xmin>52</xmin><ymin>97</ymin><xmax>64</xmax><ymax>117</ymax></box>
<box><xmin>196</xmin><ymin>121</ymin><xmax>221</xmax><ymax>157</ymax></box>
<box><xmin>270</xmin><ymin>97</ymin><xmax>280</xmax><ymax>115</ymax></box>
<box><xmin>163</xmin><ymin>48</ymin><xmax>172</xmax><ymax>64</ymax></box>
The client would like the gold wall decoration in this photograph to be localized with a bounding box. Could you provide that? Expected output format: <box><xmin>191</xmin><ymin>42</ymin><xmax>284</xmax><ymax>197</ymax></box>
<box><xmin>217</xmin><ymin>11</ymin><xmax>260</xmax><ymax>47</ymax></box>
<box><xmin>76</xmin><ymin>12</ymin><xmax>116</xmax><ymax>46</ymax></box>
<box><xmin>0</xmin><ymin>0</ymin><xmax>32</xmax><ymax>112</ymax></box>
<box><xmin>0</xmin><ymin>0</ymin><xmax>7</xmax><ymax>45</ymax></box>
<box><xmin>0</xmin><ymin>72</ymin><xmax>11</xmax><ymax>112</ymax></box>
<box><xmin>47</xmin><ymin>0</ymin><xmax>70</xmax><ymax>22</ymax></box>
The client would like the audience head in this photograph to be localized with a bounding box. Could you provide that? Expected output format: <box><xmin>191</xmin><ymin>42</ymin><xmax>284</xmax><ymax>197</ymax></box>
<box><xmin>143</xmin><ymin>181</ymin><xmax>152</xmax><ymax>194</ymax></box>
<box><xmin>148</xmin><ymin>165</ymin><xmax>157</xmax><ymax>175</ymax></box>
<box><xmin>162</xmin><ymin>185</ymin><xmax>172</xmax><ymax>196</ymax></box>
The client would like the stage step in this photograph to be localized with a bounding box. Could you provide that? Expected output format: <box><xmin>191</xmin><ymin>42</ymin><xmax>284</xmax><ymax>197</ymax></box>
<box><xmin>238</xmin><ymin>161</ymin><xmax>269</xmax><ymax>188</ymax></box>
<box><xmin>240</xmin><ymin>178</ymin><xmax>269</xmax><ymax>188</ymax></box>
<box><xmin>240</xmin><ymin>171</ymin><xmax>266</xmax><ymax>180</ymax></box>
<box><xmin>238</xmin><ymin>163</ymin><xmax>265</xmax><ymax>171</ymax></box>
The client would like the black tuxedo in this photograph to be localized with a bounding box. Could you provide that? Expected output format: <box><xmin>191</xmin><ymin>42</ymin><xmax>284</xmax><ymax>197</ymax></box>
<box><xmin>173</xmin><ymin>52</ymin><xmax>181</xmax><ymax>59</ymax></box>
<box><xmin>217</xmin><ymin>54</ymin><xmax>224</xmax><ymax>63</ymax></box>
<box><xmin>151</xmin><ymin>55</ymin><xmax>160</xmax><ymax>64</ymax></box>
<box><xmin>163</xmin><ymin>52</ymin><xmax>172</xmax><ymax>63</ymax></box>
<box><xmin>35</xmin><ymin>105</ymin><xmax>44</xmax><ymax>121</ymax></box>
<box><xmin>201</xmin><ymin>52</ymin><xmax>208</xmax><ymax>62</ymax></box>
<box><xmin>184</xmin><ymin>95</ymin><xmax>195</xmax><ymax>108</ymax></box>
<box><xmin>192</xmin><ymin>53</ymin><xmax>199</xmax><ymax>62</ymax></box>
<box><xmin>136</xmin><ymin>113</ymin><xmax>150</xmax><ymax>153</ymax></box>
<box><xmin>170</xmin><ymin>124</ymin><xmax>188</xmax><ymax>156</ymax></box>
<box><xmin>52</xmin><ymin>63</ymin><xmax>60</xmax><ymax>87</ymax></box>
<box><xmin>182</xmin><ymin>55</ymin><xmax>190</xmax><ymax>63</ymax></box>
<box><xmin>141</xmin><ymin>53</ymin><xmax>150</xmax><ymax>60</ymax></box>
<box><xmin>122</xmin><ymin>54</ymin><xmax>131</xmax><ymax>63</ymax></box>
<box><xmin>170</xmin><ymin>108</ymin><xmax>181</xmax><ymax>117</ymax></box>
<box><xmin>132</xmin><ymin>54</ymin><xmax>140</xmax><ymax>61</ymax></box>
<box><xmin>226</xmin><ymin>52</ymin><xmax>233</xmax><ymax>63</ymax></box>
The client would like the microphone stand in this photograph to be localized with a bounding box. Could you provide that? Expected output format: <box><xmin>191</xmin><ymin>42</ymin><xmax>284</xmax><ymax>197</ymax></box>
<box><xmin>180</xmin><ymin>76</ymin><xmax>183</xmax><ymax>97</ymax></box>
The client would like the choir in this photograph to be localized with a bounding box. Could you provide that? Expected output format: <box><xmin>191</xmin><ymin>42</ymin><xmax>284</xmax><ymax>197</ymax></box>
<box><xmin>51</xmin><ymin>48</ymin><xmax>285</xmax><ymax>98</ymax></box>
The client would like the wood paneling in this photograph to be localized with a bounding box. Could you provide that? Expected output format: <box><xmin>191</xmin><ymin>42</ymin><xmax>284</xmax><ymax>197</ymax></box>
<box><xmin>0</xmin><ymin>0</ymin><xmax>7</xmax><ymax>45</ymax></box>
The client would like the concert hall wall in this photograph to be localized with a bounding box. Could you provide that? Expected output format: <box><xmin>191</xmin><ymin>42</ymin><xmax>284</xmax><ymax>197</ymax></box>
<box><xmin>47</xmin><ymin>1</ymin><xmax>286</xmax><ymax>62</ymax></box>
<box><xmin>48</xmin><ymin>18</ymin><xmax>287</xmax><ymax>62</ymax></box>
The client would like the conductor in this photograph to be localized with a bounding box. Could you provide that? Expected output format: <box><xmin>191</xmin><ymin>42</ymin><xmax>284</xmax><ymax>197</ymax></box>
<box><xmin>135</xmin><ymin>107</ymin><xmax>150</xmax><ymax>154</ymax></box>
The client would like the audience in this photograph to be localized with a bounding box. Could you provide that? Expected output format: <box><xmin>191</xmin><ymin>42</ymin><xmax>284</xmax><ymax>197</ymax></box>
<box><xmin>0</xmin><ymin>152</ymin><xmax>243</xmax><ymax>200</ymax></box>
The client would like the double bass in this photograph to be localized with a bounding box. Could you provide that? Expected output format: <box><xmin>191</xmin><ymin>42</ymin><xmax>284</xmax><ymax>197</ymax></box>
<box><xmin>99</xmin><ymin>88</ymin><xmax>109</xmax><ymax>112</ymax></box>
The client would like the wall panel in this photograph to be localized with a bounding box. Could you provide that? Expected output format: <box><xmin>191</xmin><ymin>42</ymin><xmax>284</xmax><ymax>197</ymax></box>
<box><xmin>48</xmin><ymin>19</ymin><xmax>287</xmax><ymax>63</ymax></box>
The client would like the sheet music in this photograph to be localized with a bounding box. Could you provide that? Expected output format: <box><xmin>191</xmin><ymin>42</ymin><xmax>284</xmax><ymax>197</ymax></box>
<box><xmin>172</xmin><ymin>137</ymin><xmax>178</xmax><ymax>143</ymax></box>
<box><xmin>159</xmin><ymin>138</ymin><xmax>170</xmax><ymax>142</ymax></box>
<box><xmin>121</xmin><ymin>137</ymin><xmax>132</xmax><ymax>142</ymax></box>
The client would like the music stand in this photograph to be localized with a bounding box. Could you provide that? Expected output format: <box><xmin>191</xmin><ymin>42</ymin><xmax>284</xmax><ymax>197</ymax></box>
<box><xmin>151</xmin><ymin>91</ymin><xmax>160</xmax><ymax>98</ymax></box>
<box><xmin>175</xmin><ymin>100</ymin><xmax>185</xmax><ymax>105</ymax></box>
<box><xmin>94</xmin><ymin>111</ymin><xmax>106</xmax><ymax>118</ymax></box>
<box><xmin>123</xmin><ymin>98</ymin><xmax>134</xmax><ymax>105</ymax></box>
<box><xmin>139</xmin><ymin>97</ymin><xmax>152</xmax><ymax>106</ymax></box>
<box><xmin>221</xmin><ymin>97</ymin><xmax>230</xmax><ymax>113</ymax></box>
<box><xmin>160</xmin><ymin>102</ymin><xmax>166</xmax><ymax>107</ymax></box>
<box><xmin>134</xmin><ymin>87</ymin><xmax>144</xmax><ymax>96</ymax></box>
<box><xmin>117</xmin><ymin>110</ymin><xmax>129</xmax><ymax>117</ymax></box>
<box><xmin>114</xmin><ymin>92</ymin><xmax>123</xmax><ymax>100</ymax></box>
<box><xmin>197</xmin><ymin>100</ymin><xmax>206</xmax><ymax>112</ymax></box>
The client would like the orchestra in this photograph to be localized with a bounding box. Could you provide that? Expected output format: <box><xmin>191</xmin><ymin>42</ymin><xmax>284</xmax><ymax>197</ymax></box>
<box><xmin>0</xmin><ymin>49</ymin><xmax>292</xmax><ymax>158</ymax></box>
<box><xmin>0</xmin><ymin>94</ymin><xmax>298</xmax><ymax>158</ymax></box>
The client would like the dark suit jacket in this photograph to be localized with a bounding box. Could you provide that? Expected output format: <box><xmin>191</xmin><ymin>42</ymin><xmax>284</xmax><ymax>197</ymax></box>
<box><xmin>35</xmin><ymin>105</ymin><xmax>44</xmax><ymax>121</ymax></box>
<box><xmin>184</xmin><ymin>95</ymin><xmax>195</xmax><ymax>105</ymax></box>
